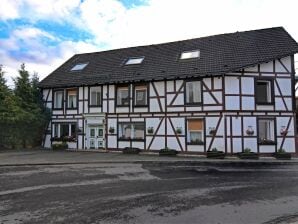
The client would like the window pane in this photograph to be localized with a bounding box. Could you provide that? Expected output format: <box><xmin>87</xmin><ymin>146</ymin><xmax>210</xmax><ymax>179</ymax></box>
<box><xmin>256</xmin><ymin>81</ymin><xmax>271</xmax><ymax>103</ymax></box>
<box><xmin>188</xmin><ymin>120</ymin><xmax>203</xmax><ymax>130</ymax></box>
<box><xmin>60</xmin><ymin>124</ymin><xmax>69</xmax><ymax>137</ymax></box>
<box><xmin>117</xmin><ymin>87</ymin><xmax>129</xmax><ymax>105</ymax></box>
<box><xmin>54</xmin><ymin>91</ymin><xmax>63</xmax><ymax>108</ymax></box>
<box><xmin>180</xmin><ymin>50</ymin><xmax>200</xmax><ymax>59</ymax></box>
<box><xmin>90</xmin><ymin>87</ymin><xmax>101</xmax><ymax>106</ymax></box>
<box><xmin>186</xmin><ymin>81</ymin><xmax>201</xmax><ymax>104</ymax></box>
<box><xmin>119</xmin><ymin>123</ymin><xmax>131</xmax><ymax>139</ymax></box>
<box><xmin>134</xmin><ymin>123</ymin><xmax>144</xmax><ymax>139</ymax></box>
<box><xmin>258</xmin><ymin>119</ymin><xmax>275</xmax><ymax>141</ymax></box>
<box><xmin>71</xmin><ymin>124</ymin><xmax>76</xmax><ymax>137</ymax></box>
<box><xmin>190</xmin><ymin>131</ymin><xmax>202</xmax><ymax>142</ymax></box>
<box><xmin>68</xmin><ymin>90</ymin><xmax>77</xmax><ymax>108</ymax></box>
<box><xmin>54</xmin><ymin>124</ymin><xmax>59</xmax><ymax>137</ymax></box>
<box><xmin>135</xmin><ymin>86</ymin><xmax>147</xmax><ymax>105</ymax></box>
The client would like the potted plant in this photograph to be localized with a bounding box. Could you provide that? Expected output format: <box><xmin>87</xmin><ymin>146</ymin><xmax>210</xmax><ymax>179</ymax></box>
<box><xmin>190</xmin><ymin>139</ymin><xmax>204</xmax><ymax>145</ymax></box>
<box><xmin>147</xmin><ymin>127</ymin><xmax>154</xmax><ymax>134</ymax></box>
<box><xmin>246</xmin><ymin>126</ymin><xmax>254</xmax><ymax>135</ymax></box>
<box><xmin>237</xmin><ymin>148</ymin><xmax>259</xmax><ymax>159</ymax></box>
<box><xmin>207</xmin><ymin>147</ymin><xmax>225</xmax><ymax>159</ymax></box>
<box><xmin>122</xmin><ymin>147</ymin><xmax>141</xmax><ymax>154</ymax></box>
<box><xmin>280</xmin><ymin>126</ymin><xmax>288</xmax><ymax>136</ymax></box>
<box><xmin>176</xmin><ymin>127</ymin><xmax>182</xmax><ymax>135</ymax></box>
<box><xmin>209</xmin><ymin>128</ymin><xmax>216</xmax><ymax>135</ymax></box>
<box><xmin>159</xmin><ymin>147</ymin><xmax>178</xmax><ymax>156</ymax></box>
<box><xmin>52</xmin><ymin>141</ymin><xmax>68</xmax><ymax>150</ymax></box>
<box><xmin>109</xmin><ymin>126</ymin><xmax>115</xmax><ymax>134</ymax></box>
<box><xmin>273</xmin><ymin>148</ymin><xmax>291</xmax><ymax>160</ymax></box>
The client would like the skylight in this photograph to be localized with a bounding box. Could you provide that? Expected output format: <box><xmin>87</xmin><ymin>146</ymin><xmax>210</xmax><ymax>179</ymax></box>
<box><xmin>71</xmin><ymin>63</ymin><xmax>88</xmax><ymax>71</ymax></box>
<box><xmin>180</xmin><ymin>50</ymin><xmax>200</xmax><ymax>60</ymax></box>
<box><xmin>125</xmin><ymin>57</ymin><xmax>144</xmax><ymax>65</ymax></box>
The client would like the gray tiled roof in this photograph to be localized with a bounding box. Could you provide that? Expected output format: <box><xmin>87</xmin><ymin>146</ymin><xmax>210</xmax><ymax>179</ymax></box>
<box><xmin>39</xmin><ymin>27</ymin><xmax>298</xmax><ymax>88</ymax></box>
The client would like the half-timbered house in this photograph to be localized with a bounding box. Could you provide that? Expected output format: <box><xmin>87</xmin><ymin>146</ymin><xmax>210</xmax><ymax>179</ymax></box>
<box><xmin>39</xmin><ymin>27</ymin><xmax>298</xmax><ymax>154</ymax></box>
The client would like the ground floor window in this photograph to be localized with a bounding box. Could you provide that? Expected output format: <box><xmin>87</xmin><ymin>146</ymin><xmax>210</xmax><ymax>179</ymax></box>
<box><xmin>118</xmin><ymin>122</ymin><xmax>145</xmax><ymax>141</ymax></box>
<box><xmin>52</xmin><ymin>123</ymin><xmax>77</xmax><ymax>141</ymax></box>
<box><xmin>187</xmin><ymin>119</ymin><xmax>204</xmax><ymax>144</ymax></box>
<box><xmin>258</xmin><ymin>119</ymin><xmax>275</xmax><ymax>144</ymax></box>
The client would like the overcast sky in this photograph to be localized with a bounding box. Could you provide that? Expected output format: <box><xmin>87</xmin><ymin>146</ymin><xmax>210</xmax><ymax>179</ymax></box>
<box><xmin>0</xmin><ymin>0</ymin><xmax>298</xmax><ymax>86</ymax></box>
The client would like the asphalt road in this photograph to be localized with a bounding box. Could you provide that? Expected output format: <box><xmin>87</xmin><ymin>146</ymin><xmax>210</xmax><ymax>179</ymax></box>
<box><xmin>1</xmin><ymin>162</ymin><xmax>298</xmax><ymax>224</ymax></box>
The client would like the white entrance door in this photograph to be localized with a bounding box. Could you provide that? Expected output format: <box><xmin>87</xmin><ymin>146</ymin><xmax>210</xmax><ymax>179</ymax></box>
<box><xmin>88</xmin><ymin>125</ymin><xmax>105</xmax><ymax>149</ymax></box>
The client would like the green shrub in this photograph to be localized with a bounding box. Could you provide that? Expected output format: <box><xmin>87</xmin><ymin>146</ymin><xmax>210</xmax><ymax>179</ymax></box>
<box><xmin>52</xmin><ymin>142</ymin><xmax>68</xmax><ymax>150</ymax></box>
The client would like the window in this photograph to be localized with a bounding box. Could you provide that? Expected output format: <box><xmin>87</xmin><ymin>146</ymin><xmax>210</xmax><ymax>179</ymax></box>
<box><xmin>134</xmin><ymin>85</ymin><xmax>148</xmax><ymax>106</ymax></box>
<box><xmin>185</xmin><ymin>81</ymin><xmax>202</xmax><ymax>104</ymax></box>
<box><xmin>118</xmin><ymin>123</ymin><xmax>145</xmax><ymax>140</ymax></box>
<box><xmin>125</xmin><ymin>57</ymin><xmax>144</xmax><ymax>65</ymax></box>
<box><xmin>180</xmin><ymin>50</ymin><xmax>200</xmax><ymax>59</ymax></box>
<box><xmin>256</xmin><ymin>80</ymin><xmax>273</xmax><ymax>104</ymax></box>
<box><xmin>258</xmin><ymin>119</ymin><xmax>275</xmax><ymax>144</ymax></box>
<box><xmin>71</xmin><ymin>63</ymin><xmax>88</xmax><ymax>71</ymax></box>
<box><xmin>67</xmin><ymin>89</ymin><xmax>77</xmax><ymax>109</ymax></box>
<box><xmin>52</xmin><ymin>123</ymin><xmax>77</xmax><ymax>140</ymax></box>
<box><xmin>90</xmin><ymin>86</ymin><xmax>102</xmax><ymax>106</ymax></box>
<box><xmin>187</xmin><ymin>119</ymin><xmax>204</xmax><ymax>144</ymax></box>
<box><xmin>117</xmin><ymin>86</ymin><xmax>130</xmax><ymax>106</ymax></box>
<box><xmin>54</xmin><ymin>90</ymin><xmax>63</xmax><ymax>109</ymax></box>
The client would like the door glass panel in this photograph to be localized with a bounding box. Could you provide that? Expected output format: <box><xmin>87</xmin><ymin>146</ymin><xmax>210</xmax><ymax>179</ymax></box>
<box><xmin>90</xmin><ymin>139</ymin><xmax>95</xmax><ymax>148</ymax></box>
<box><xmin>90</xmin><ymin>128</ymin><xmax>95</xmax><ymax>137</ymax></box>
<box><xmin>98</xmin><ymin>128</ymin><xmax>103</xmax><ymax>137</ymax></box>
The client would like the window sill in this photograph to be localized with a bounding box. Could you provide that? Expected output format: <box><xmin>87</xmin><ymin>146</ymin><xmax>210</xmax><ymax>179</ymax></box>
<box><xmin>116</xmin><ymin>105</ymin><xmax>130</xmax><ymax>107</ymax></box>
<box><xmin>187</xmin><ymin>142</ymin><xmax>204</xmax><ymax>145</ymax></box>
<box><xmin>256</xmin><ymin>102</ymin><xmax>274</xmax><ymax>106</ymax></box>
<box><xmin>134</xmin><ymin>105</ymin><xmax>148</xmax><ymax>108</ymax></box>
<box><xmin>66</xmin><ymin>107</ymin><xmax>78</xmax><ymax>110</ymax></box>
<box><xmin>89</xmin><ymin>105</ymin><xmax>102</xmax><ymax>108</ymax></box>
<box><xmin>118</xmin><ymin>138</ymin><xmax>144</xmax><ymax>142</ymax></box>
<box><xmin>185</xmin><ymin>103</ymin><xmax>203</xmax><ymax>107</ymax></box>
<box><xmin>258</xmin><ymin>141</ymin><xmax>276</xmax><ymax>145</ymax></box>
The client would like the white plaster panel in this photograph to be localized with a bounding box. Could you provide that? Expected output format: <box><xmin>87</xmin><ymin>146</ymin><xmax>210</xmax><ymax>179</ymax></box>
<box><xmin>150</xmin><ymin>137</ymin><xmax>165</xmax><ymax>150</ymax></box>
<box><xmin>68</xmin><ymin>142</ymin><xmax>77</xmax><ymax>149</ymax></box>
<box><xmin>154</xmin><ymin>81</ymin><xmax>165</xmax><ymax>96</ymax></box>
<box><xmin>276</xmin><ymin>79</ymin><xmax>291</xmax><ymax>96</ymax></box>
<box><xmin>213</xmin><ymin>92</ymin><xmax>222</xmax><ymax>103</ymax></box>
<box><xmin>232</xmin><ymin>117</ymin><xmax>242</xmax><ymax>136</ymax></box>
<box><xmin>89</xmin><ymin>107</ymin><xmax>101</xmax><ymax>113</ymax></box>
<box><xmin>102</xmin><ymin>85</ymin><xmax>107</xmax><ymax>99</ymax></box>
<box><xmin>150</xmin><ymin>83</ymin><xmax>156</xmax><ymax>97</ymax></box>
<box><xmin>150</xmin><ymin>99</ymin><xmax>160</xmax><ymax>112</ymax></box>
<box><xmin>203</xmin><ymin>106</ymin><xmax>221</xmax><ymax>111</ymax></box>
<box><xmin>79</xmin><ymin>87</ymin><xmax>83</xmax><ymax>99</ymax></box>
<box><xmin>107</xmin><ymin>118</ymin><xmax>117</xmax><ymax>130</ymax></box>
<box><xmin>131</xmin><ymin>118</ymin><xmax>144</xmax><ymax>122</ymax></box>
<box><xmin>167</xmin><ymin>137</ymin><xmax>181</xmax><ymax>151</ymax></box>
<box><xmin>109</xmin><ymin>85</ymin><xmax>115</xmax><ymax>98</ymax></box>
<box><xmin>132</xmin><ymin>141</ymin><xmax>144</xmax><ymax>149</ymax></box>
<box><xmin>260</xmin><ymin>61</ymin><xmax>273</xmax><ymax>72</ymax></box>
<box><xmin>277</xmin><ymin>117</ymin><xmax>294</xmax><ymax>137</ymax></box>
<box><xmin>256</xmin><ymin>105</ymin><xmax>274</xmax><ymax>110</ymax></box>
<box><xmin>108</xmin><ymin>136</ymin><xmax>117</xmax><ymax>148</ymax></box>
<box><xmin>277</xmin><ymin>138</ymin><xmax>295</xmax><ymax>152</ymax></box>
<box><xmin>226</xmin><ymin>137</ymin><xmax>231</xmax><ymax>153</ymax></box>
<box><xmin>168</xmin><ymin>107</ymin><xmax>184</xmax><ymax>112</ymax></box>
<box><xmin>212</xmin><ymin>138</ymin><xmax>225</xmax><ymax>151</ymax></box>
<box><xmin>78</xmin><ymin>136</ymin><xmax>83</xmax><ymax>149</ymax></box>
<box><xmin>52</xmin><ymin>110</ymin><xmax>63</xmax><ymax>115</ymax></box>
<box><xmin>116</xmin><ymin>107</ymin><xmax>129</xmax><ymax>113</ymax></box>
<box><xmin>225</xmin><ymin>76</ymin><xmax>239</xmax><ymax>94</ymax></box>
<box><xmin>275</xmin><ymin>60</ymin><xmax>287</xmax><ymax>73</ymax></box>
<box><xmin>203</xmin><ymin>78</ymin><xmax>211</xmax><ymax>89</ymax></box>
<box><xmin>280</xmin><ymin>56</ymin><xmax>291</xmax><ymax>71</ymax></box>
<box><xmin>118</xmin><ymin>118</ymin><xmax>130</xmax><ymax>122</ymax></box>
<box><xmin>173</xmin><ymin>94</ymin><xmax>184</xmax><ymax>105</ymax></box>
<box><xmin>118</xmin><ymin>141</ymin><xmax>130</xmax><ymax>148</ymax></box>
<box><xmin>146</xmin><ymin>118</ymin><xmax>164</xmax><ymax>135</ymax></box>
<box><xmin>186</xmin><ymin>107</ymin><xmax>202</xmax><ymax>112</ymax></box>
<box><xmin>176</xmin><ymin>80</ymin><xmax>184</xmax><ymax>91</ymax></box>
<box><xmin>232</xmin><ymin>138</ymin><xmax>242</xmax><ymax>153</ymax></box>
<box><xmin>109</xmin><ymin>101</ymin><xmax>115</xmax><ymax>113</ymax></box>
<box><xmin>275</xmin><ymin>98</ymin><xmax>286</xmax><ymax>111</ymax></box>
<box><xmin>225</xmin><ymin>96</ymin><xmax>240</xmax><ymax>110</ymax></box>
<box><xmin>243</xmin><ymin>138</ymin><xmax>257</xmax><ymax>152</ymax></box>
<box><xmin>245</xmin><ymin>65</ymin><xmax>258</xmax><ymax>72</ymax></box>
<box><xmin>66</xmin><ymin>109</ymin><xmax>77</xmax><ymax>115</ymax></box>
<box><xmin>84</xmin><ymin>87</ymin><xmax>88</xmax><ymax>100</ymax></box>
<box><xmin>84</xmin><ymin>101</ymin><xmax>88</xmax><ymax>113</ymax></box>
<box><xmin>285</xmin><ymin>98</ymin><xmax>292</xmax><ymax>110</ymax></box>
<box><xmin>44</xmin><ymin>135</ymin><xmax>51</xmax><ymax>148</ymax></box>
<box><xmin>213</xmin><ymin>77</ymin><xmax>222</xmax><ymax>89</ymax></box>
<box><xmin>259</xmin><ymin>145</ymin><xmax>275</xmax><ymax>153</ymax></box>
<box><xmin>187</xmin><ymin>145</ymin><xmax>204</xmax><ymax>152</ymax></box>
<box><xmin>167</xmin><ymin>94</ymin><xmax>175</xmax><ymax>105</ymax></box>
<box><xmin>203</xmin><ymin>92</ymin><xmax>216</xmax><ymax>104</ymax></box>
<box><xmin>242</xmin><ymin>97</ymin><xmax>255</xmax><ymax>110</ymax></box>
<box><xmin>168</xmin><ymin>118</ymin><xmax>185</xmax><ymax>135</ymax></box>
<box><xmin>167</xmin><ymin>80</ymin><xmax>174</xmax><ymax>92</ymax></box>
<box><xmin>241</xmin><ymin>77</ymin><xmax>254</xmax><ymax>94</ymax></box>
<box><xmin>78</xmin><ymin>102</ymin><xmax>83</xmax><ymax>114</ymax></box>
<box><xmin>206</xmin><ymin>117</ymin><xmax>220</xmax><ymax>134</ymax></box>
<box><xmin>134</xmin><ymin>108</ymin><xmax>148</xmax><ymax>113</ymax></box>
<box><xmin>243</xmin><ymin>117</ymin><xmax>257</xmax><ymax>136</ymax></box>
<box><xmin>102</xmin><ymin>101</ymin><xmax>107</xmax><ymax>113</ymax></box>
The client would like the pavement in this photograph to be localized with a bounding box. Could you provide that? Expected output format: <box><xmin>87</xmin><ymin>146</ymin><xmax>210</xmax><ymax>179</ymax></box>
<box><xmin>0</xmin><ymin>149</ymin><xmax>297</xmax><ymax>166</ymax></box>
<box><xmin>1</xmin><ymin>154</ymin><xmax>298</xmax><ymax>223</ymax></box>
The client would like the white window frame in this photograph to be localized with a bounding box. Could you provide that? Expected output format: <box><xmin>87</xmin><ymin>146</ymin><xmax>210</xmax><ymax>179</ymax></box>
<box><xmin>258</xmin><ymin>119</ymin><xmax>275</xmax><ymax>143</ymax></box>
<box><xmin>256</xmin><ymin>80</ymin><xmax>272</xmax><ymax>104</ymax></box>
<box><xmin>52</xmin><ymin>123</ymin><xmax>77</xmax><ymax>139</ymax></box>
<box><xmin>185</xmin><ymin>81</ymin><xmax>202</xmax><ymax>104</ymax></box>
<box><xmin>117</xmin><ymin>86</ymin><xmax>130</xmax><ymax>106</ymax></box>
<box><xmin>134</xmin><ymin>85</ymin><xmax>148</xmax><ymax>106</ymax></box>
<box><xmin>90</xmin><ymin>86</ymin><xmax>102</xmax><ymax>106</ymax></box>
<box><xmin>118</xmin><ymin>122</ymin><xmax>145</xmax><ymax>140</ymax></box>
<box><xmin>54</xmin><ymin>90</ymin><xmax>63</xmax><ymax>109</ymax></box>
<box><xmin>67</xmin><ymin>89</ymin><xmax>77</xmax><ymax>109</ymax></box>
<box><xmin>70</xmin><ymin>63</ymin><xmax>88</xmax><ymax>71</ymax></box>
<box><xmin>125</xmin><ymin>57</ymin><xmax>145</xmax><ymax>65</ymax></box>
<box><xmin>180</xmin><ymin>50</ymin><xmax>200</xmax><ymax>59</ymax></box>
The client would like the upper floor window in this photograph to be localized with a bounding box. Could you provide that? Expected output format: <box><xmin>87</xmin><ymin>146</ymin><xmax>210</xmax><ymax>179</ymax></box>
<box><xmin>180</xmin><ymin>50</ymin><xmax>200</xmax><ymax>60</ymax></box>
<box><xmin>71</xmin><ymin>63</ymin><xmax>88</xmax><ymax>71</ymax></box>
<box><xmin>90</xmin><ymin>86</ymin><xmax>102</xmax><ymax>107</ymax></box>
<box><xmin>134</xmin><ymin>85</ymin><xmax>148</xmax><ymax>106</ymax></box>
<box><xmin>125</xmin><ymin>57</ymin><xmax>144</xmax><ymax>65</ymax></box>
<box><xmin>67</xmin><ymin>89</ymin><xmax>77</xmax><ymax>109</ymax></box>
<box><xmin>256</xmin><ymin>80</ymin><xmax>273</xmax><ymax>104</ymax></box>
<box><xmin>117</xmin><ymin>85</ymin><xmax>130</xmax><ymax>106</ymax></box>
<box><xmin>54</xmin><ymin>90</ymin><xmax>63</xmax><ymax>109</ymax></box>
<box><xmin>185</xmin><ymin>81</ymin><xmax>202</xmax><ymax>104</ymax></box>
<box><xmin>258</xmin><ymin>119</ymin><xmax>275</xmax><ymax>144</ymax></box>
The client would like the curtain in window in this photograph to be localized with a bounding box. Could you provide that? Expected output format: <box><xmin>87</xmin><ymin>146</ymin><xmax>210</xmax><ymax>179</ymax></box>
<box><xmin>91</xmin><ymin>87</ymin><xmax>101</xmax><ymax>106</ymax></box>
<box><xmin>186</xmin><ymin>81</ymin><xmax>201</xmax><ymax>103</ymax></box>
<box><xmin>68</xmin><ymin>90</ymin><xmax>77</xmax><ymax>108</ymax></box>
<box><xmin>187</xmin><ymin>119</ymin><xmax>203</xmax><ymax>143</ymax></box>
<box><xmin>119</xmin><ymin>123</ymin><xmax>131</xmax><ymax>139</ymax></box>
<box><xmin>55</xmin><ymin>91</ymin><xmax>63</xmax><ymax>108</ymax></box>
<box><xmin>117</xmin><ymin>87</ymin><xmax>129</xmax><ymax>105</ymax></box>
<box><xmin>134</xmin><ymin>123</ymin><xmax>145</xmax><ymax>139</ymax></box>
<box><xmin>135</xmin><ymin>86</ymin><xmax>147</xmax><ymax>105</ymax></box>
<box><xmin>259</xmin><ymin>120</ymin><xmax>274</xmax><ymax>141</ymax></box>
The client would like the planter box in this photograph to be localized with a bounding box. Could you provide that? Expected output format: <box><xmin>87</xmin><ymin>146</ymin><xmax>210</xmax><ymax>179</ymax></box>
<box><xmin>52</xmin><ymin>142</ymin><xmax>68</xmax><ymax>150</ymax></box>
<box><xmin>273</xmin><ymin>153</ymin><xmax>291</xmax><ymax>160</ymax></box>
<box><xmin>237</xmin><ymin>152</ymin><xmax>259</xmax><ymax>160</ymax></box>
<box><xmin>122</xmin><ymin>147</ymin><xmax>141</xmax><ymax>154</ymax></box>
<box><xmin>159</xmin><ymin>149</ymin><xmax>178</xmax><ymax>156</ymax></box>
<box><xmin>207</xmin><ymin>151</ymin><xmax>225</xmax><ymax>159</ymax></box>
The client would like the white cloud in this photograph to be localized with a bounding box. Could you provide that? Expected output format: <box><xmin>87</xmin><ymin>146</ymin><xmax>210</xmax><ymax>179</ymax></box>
<box><xmin>0</xmin><ymin>0</ymin><xmax>21</xmax><ymax>20</ymax></box>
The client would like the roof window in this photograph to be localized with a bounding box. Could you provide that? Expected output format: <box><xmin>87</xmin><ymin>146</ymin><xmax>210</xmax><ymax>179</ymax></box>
<box><xmin>180</xmin><ymin>50</ymin><xmax>200</xmax><ymax>60</ymax></box>
<box><xmin>71</xmin><ymin>63</ymin><xmax>88</xmax><ymax>71</ymax></box>
<box><xmin>125</xmin><ymin>57</ymin><xmax>144</xmax><ymax>65</ymax></box>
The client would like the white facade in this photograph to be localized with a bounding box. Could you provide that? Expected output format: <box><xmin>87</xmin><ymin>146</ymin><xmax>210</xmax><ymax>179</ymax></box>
<box><xmin>42</xmin><ymin>56</ymin><xmax>296</xmax><ymax>154</ymax></box>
